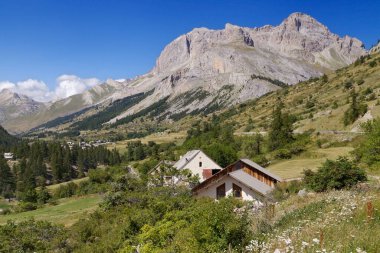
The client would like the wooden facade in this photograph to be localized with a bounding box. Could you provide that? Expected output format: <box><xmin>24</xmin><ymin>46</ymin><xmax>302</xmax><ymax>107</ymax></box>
<box><xmin>242</xmin><ymin>166</ymin><xmax>275</xmax><ymax>187</ymax></box>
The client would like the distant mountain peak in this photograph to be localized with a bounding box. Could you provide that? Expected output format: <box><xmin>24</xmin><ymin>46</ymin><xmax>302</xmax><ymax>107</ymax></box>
<box><xmin>280</xmin><ymin>12</ymin><xmax>328</xmax><ymax>32</ymax></box>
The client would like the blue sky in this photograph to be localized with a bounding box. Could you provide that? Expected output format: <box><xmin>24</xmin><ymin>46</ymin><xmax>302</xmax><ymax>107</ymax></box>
<box><xmin>0</xmin><ymin>0</ymin><xmax>379</xmax><ymax>101</ymax></box>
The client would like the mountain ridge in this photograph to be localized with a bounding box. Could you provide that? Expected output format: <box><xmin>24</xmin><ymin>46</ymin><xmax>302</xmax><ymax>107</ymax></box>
<box><xmin>0</xmin><ymin>12</ymin><xmax>368</xmax><ymax>133</ymax></box>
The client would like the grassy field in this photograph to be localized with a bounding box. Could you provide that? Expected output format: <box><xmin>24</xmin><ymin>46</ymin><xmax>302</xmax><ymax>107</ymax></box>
<box><xmin>46</xmin><ymin>177</ymin><xmax>89</xmax><ymax>192</ymax></box>
<box><xmin>0</xmin><ymin>195</ymin><xmax>101</xmax><ymax>227</ymax></box>
<box><xmin>0</xmin><ymin>200</ymin><xmax>11</xmax><ymax>210</ymax></box>
<box><xmin>267</xmin><ymin>147</ymin><xmax>354</xmax><ymax>179</ymax></box>
<box><xmin>108</xmin><ymin>131</ymin><xmax>187</xmax><ymax>153</ymax></box>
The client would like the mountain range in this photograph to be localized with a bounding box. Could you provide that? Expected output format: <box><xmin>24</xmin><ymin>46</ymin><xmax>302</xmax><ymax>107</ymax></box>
<box><xmin>0</xmin><ymin>12</ymin><xmax>369</xmax><ymax>134</ymax></box>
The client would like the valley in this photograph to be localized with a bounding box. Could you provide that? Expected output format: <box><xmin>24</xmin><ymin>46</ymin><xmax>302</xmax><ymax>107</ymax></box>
<box><xmin>0</xmin><ymin>8</ymin><xmax>380</xmax><ymax>253</ymax></box>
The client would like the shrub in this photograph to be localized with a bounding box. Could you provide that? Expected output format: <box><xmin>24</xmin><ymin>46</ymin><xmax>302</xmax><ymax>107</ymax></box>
<box><xmin>0</xmin><ymin>219</ymin><xmax>67</xmax><ymax>252</ymax></box>
<box><xmin>15</xmin><ymin>202</ymin><xmax>38</xmax><ymax>212</ymax></box>
<box><xmin>344</xmin><ymin>81</ymin><xmax>353</xmax><ymax>90</ymax></box>
<box><xmin>88</xmin><ymin>169</ymin><xmax>111</xmax><ymax>184</ymax></box>
<box><xmin>369</xmin><ymin>61</ymin><xmax>377</xmax><ymax>67</ymax></box>
<box><xmin>274</xmin><ymin>149</ymin><xmax>292</xmax><ymax>159</ymax></box>
<box><xmin>270</xmin><ymin>181</ymin><xmax>304</xmax><ymax>201</ymax></box>
<box><xmin>303</xmin><ymin>157</ymin><xmax>367</xmax><ymax>192</ymax></box>
<box><xmin>53</xmin><ymin>182</ymin><xmax>78</xmax><ymax>199</ymax></box>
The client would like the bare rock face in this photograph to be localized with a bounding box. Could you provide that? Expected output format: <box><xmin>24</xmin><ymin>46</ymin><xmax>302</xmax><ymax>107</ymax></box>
<box><xmin>370</xmin><ymin>41</ymin><xmax>380</xmax><ymax>54</ymax></box>
<box><xmin>0</xmin><ymin>89</ymin><xmax>45</xmax><ymax>125</ymax></box>
<box><xmin>0</xmin><ymin>13</ymin><xmax>368</xmax><ymax>132</ymax></box>
<box><xmin>108</xmin><ymin>12</ymin><xmax>366</xmax><ymax>123</ymax></box>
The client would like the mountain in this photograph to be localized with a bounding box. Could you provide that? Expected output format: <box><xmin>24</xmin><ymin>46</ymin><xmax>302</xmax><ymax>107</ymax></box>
<box><xmin>1</xmin><ymin>13</ymin><xmax>367</xmax><ymax>134</ymax></box>
<box><xmin>0</xmin><ymin>89</ymin><xmax>46</xmax><ymax>128</ymax></box>
<box><xmin>370</xmin><ymin>41</ymin><xmax>380</xmax><ymax>54</ymax></box>
<box><xmin>0</xmin><ymin>80</ymin><xmax>127</xmax><ymax>133</ymax></box>
<box><xmin>102</xmin><ymin>12</ymin><xmax>366</xmax><ymax>125</ymax></box>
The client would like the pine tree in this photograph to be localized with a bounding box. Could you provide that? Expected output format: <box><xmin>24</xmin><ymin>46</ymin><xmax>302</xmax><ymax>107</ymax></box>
<box><xmin>268</xmin><ymin>100</ymin><xmax>294</xmax><ymax>151</ymax></box>
<box><xmin>0</xmin><ymin>157</ymin><xmax>15</xmax><ymax>198</ymax></box>
<box><xmin>344</xmin><ymin>88</ymin><xmax>368</xmax><ymax>126</ymax></box>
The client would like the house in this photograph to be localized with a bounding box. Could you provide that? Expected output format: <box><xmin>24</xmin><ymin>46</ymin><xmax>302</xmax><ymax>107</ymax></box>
<box><xmin>192</xmin><ymin>159</ymin><xmax>282</xmax><ymax>202</ymax></box>
<box><xmin>173</xmin><ymin>150</ymin><xmax>222</xmax><ymax>182</ymax></box>
<box><xmin>148</xmin><ymin>160</ymin><xmax>177</xmax><ymax>186</ymax></box>
<box><xmin>3</xmin><ymin>153</ymin><xmax>14</xmax><ymax>160</ymax></box>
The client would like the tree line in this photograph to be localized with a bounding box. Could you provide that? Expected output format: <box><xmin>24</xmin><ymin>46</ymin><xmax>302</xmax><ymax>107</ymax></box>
<box><xmin>0</xmin><ymin>140</ymin><xmax>121</xmax><ymax>202</ymax></box>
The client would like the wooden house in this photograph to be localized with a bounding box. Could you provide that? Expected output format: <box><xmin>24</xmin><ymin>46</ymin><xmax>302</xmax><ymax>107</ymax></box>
<box><xmin>192</xmin><ymin>159</ymin><xmax>282</xmax><ymax>201</ymax></box>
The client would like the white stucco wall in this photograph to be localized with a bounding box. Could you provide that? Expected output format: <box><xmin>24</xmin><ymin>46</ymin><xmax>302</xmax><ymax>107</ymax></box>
<box><xmin>182</xmin><ymin>151</ymin><xmax>222</xmax><ymax>181</ymax></box>
<box><xmin>195</xmin><ymin>175</ymin><xmax>265</xmax><ymax>203</ymax></box>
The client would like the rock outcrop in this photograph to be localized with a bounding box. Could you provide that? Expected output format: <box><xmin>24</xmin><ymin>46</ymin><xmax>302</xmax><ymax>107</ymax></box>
<box><xmin>107</xmin><ymin>12</ymin><xmax>366</xmax><ymax>123</ymax></box>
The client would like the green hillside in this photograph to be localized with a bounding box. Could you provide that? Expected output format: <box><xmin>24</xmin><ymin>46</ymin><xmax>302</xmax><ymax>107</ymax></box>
<box><xmin>0</xmin><ymin>125</ymin><xmax>18</xmax><ymax>150</ymax></box>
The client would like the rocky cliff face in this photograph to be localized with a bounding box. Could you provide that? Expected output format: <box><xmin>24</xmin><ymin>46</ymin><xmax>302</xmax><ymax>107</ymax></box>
<box><xmin>370</xmin><ymin>41</ymin><xmax>380</xmax><ymax>54</ymax></box>
<box><xmin>107</xmin><ymin>12</ymin><xmax>366</xmax><ymax>123</ymax></box>
<box><xmin>0</xmin><ymin>13</ymin><xmax>368</xmax><ymax>132</ymax></box>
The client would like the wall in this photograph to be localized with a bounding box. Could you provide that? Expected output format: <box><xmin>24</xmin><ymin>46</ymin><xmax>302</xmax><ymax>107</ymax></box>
<box><xmin>182</xmin><ymin>152</ymin><xmax>222</xmax><ymax>181</ymax></box>
<box><xmin>195</xmin><ymin>175</ymin><xmax>264</xmax><ymax>204</ymax></box>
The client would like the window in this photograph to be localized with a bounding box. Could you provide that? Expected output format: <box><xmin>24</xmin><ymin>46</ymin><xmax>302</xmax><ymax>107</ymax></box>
<box><xmin>212</xmin><ymin>169</ymin><xmax>220</xmax><ymax>175</ymax></box>
<box><xmin>233</xmin><ymin>183</ymin><xmax>242</xmax><ymax>198</ymax></box>
<box><xmin>216</xmin><ymin>183</ymin><xmax>226</xmax><ymax>199</ymax></box>
<box><xmin>199</xmin><ymin>162</ymin><xmax>202</xmax><ymax>167</ymax></box>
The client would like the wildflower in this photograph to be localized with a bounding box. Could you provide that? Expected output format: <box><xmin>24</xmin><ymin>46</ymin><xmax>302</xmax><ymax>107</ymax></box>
<box><xmin>301</xmin><ymin>241</ymin><xmax>309</xmax><ymax>247</ymax></box>
<box><xmin>284</xmin><ymin>238</ymin><xmax>292</xmax><ymax>245</ymax></box>
<box><xmin>312</xmin><ymin>238</ymin><xmax>320</xmax><ymax>244</ymax></box>
<box><xmin>274</xmin><ymin>249</ymin><xmax>281</xmax><ymax>253</ymax></box>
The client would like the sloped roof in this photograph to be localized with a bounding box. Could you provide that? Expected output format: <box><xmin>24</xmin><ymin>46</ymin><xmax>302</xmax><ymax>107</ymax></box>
<box><xmin>173</xmin><ymin>150</ymin><xmax>201</xmax><ymax>170</ymax></box>
<box><xmin>148</xmin><ymin>160</ymin><xmax>176</xmax><ymax>175</ymax></box>
<box><xmin>240</xmin><ymin>159</ymin><xmax>282</xmax><ymax>182</ymax></box>
<box><xmin>229</xmin><ymin>170</ymin><xmax>273</xmax><ymax>195</ymax></box>
<box><xmin>192</xmin><ymin>158</ymin><xmax>281</xmax><ymax>193</ymax></box>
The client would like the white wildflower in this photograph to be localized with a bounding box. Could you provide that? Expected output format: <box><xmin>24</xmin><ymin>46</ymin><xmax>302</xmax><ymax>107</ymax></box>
<box><xmin>312</xmin><ymin>238</ymin><xmax>320</xmax><ymax>244</ymax></box>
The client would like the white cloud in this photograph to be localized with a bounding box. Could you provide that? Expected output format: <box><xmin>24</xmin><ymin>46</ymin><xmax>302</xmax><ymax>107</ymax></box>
<box><xmin>0</xmin><ymin>75</ymin><xmax>102</xmax><ymax>103</ymax></box>
<box><xmin>54</xmin><ymin>75</ymin><xmax>101</xmax><ymax>100</ymax></box>
<box><xmin>0</xmin><ymin>81</ymin><xmax>16</xmax><ymax>91</ymax></box>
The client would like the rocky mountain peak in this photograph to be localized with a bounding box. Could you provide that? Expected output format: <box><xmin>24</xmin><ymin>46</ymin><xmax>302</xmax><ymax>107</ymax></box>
<box><xmin>370</xmin><ymin>41</ymin><xmax>380</xmax><ymax>54</ymax></box>
<box><xmin>280</xmin><ymin>12</ymin><xmax>327</xmax><ymax>32</ymax></box>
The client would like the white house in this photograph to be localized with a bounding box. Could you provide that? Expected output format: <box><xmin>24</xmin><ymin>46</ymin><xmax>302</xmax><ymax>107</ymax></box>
<box><xmin>3</xmin><ymin>153</ymin><xmax>14</xmax><ymax>160</ymax></box>
<box><xmin>192</xmin><ymin>159</ymin><xmax>282</xmax><ymax>202</ymax></box>
<box><xmin>173</xmin><ymin>150</ymin><xmax>222</xmax><ymax>182</ymax></box>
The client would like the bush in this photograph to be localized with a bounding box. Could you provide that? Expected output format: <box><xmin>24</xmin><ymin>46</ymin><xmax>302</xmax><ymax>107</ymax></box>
<box><xmin>274</xmin><ymin>149</ymin><xmax>292</xmax><ymax>159</ymax></box>
<box><xmin>88</xmin><ymin>169</ymin><xmax>111</xmax><ymax>184</ymax></box>
<box><xmin>53</xmin><ymin>182</ymin><xmax>78</xmax><ymax>199</ymax></box>
<box><xmin>369</xmin><ymin>61</ymin><xmax>377</xmax><ymax>67</ymax></box>
<box><xmin>15</xmin><ymin>202</ymin><xmax>38</xmax><ymax>212</ymax></box>
<box><xmin>270</xmin><ymin>181</ymin><xmax>304</xmax><ymax>201</ymax></box>
<box><xmin>303</xmin><ymin>157</ymin><xmax>367</xmax><ymax>192</ymax></box>
<box><xmin>0</xmin><ymin>219</ymin><xmax>67</xmax><ymax>252</ymax></box>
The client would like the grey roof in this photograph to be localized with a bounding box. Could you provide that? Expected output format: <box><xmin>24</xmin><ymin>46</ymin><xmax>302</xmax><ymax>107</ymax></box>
<box><xmin>229</xmin><ymin>170</ymin><xmax>273</xmax><ymax>196</ymax></box>
<box><xmin>240</xmin><ymin>158</ymin><xmax>282</xmax><ymax>182</ymax></box>
<box><xmin>173</xmin><ymin>150</ymin><xmax>201</xmax><ymax>170</ymax></box>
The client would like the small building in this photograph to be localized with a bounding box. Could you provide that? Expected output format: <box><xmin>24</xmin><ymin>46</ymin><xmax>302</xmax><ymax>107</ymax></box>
<box><xmin>3</xmin><ymin>153</ymin><xmax>14</xmax><ymax>160</ymax></box>
<box><xmin>192</xmin><ymin>159</ymin><xmax>282</xmax><ymax>202</ymax></box>
<box><xmin>148</xmin><ymin>160</ymin><xmax>177</xmax><ymax>186</ymax></box>
<box><xmin>173</xmin><ymin>150</ymin><xmax>222</xmax><ymax>182</ymax></box>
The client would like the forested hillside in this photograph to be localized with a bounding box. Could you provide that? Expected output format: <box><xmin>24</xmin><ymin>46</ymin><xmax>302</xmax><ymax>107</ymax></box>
<box><xmin>0</xmin><ymin>125</ymin><xmax>18</xmax><ymax>150</ymax></box>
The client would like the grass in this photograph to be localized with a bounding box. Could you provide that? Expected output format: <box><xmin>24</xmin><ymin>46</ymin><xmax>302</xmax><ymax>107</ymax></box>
<box><xmin>0</xmin><ymin>195</ymin><xmax>101</xmax><ymax>227</ymax></box>
<box><xmin>0</xmin><ymin>200</ymin><xmax>11</xmax><ymax>210</ymax></box>
<box><xmin>108</xmin><ymin>131</ymin><xmax>187</xmax><ymax>153</ymax></box>
<box><xmin>249</xmin><ymin>187</ymin><xmax>380</xmax><ymax>252</ymax></box>
<box><xmin>267</xmin><ymin>147</ymin><xmax>354</xmax><ymax>179</ymax></box>
<box><xmin>46</xmin><ymin>177</ymin><xmax>89</xmax><ymax>192</ymax></box>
